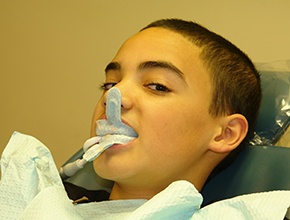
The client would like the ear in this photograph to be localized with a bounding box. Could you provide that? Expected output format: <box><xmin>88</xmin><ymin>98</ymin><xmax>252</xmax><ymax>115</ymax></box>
<box><xmin>209</xmin><ymin>114</ymin><xmax>248</xmax><ymax>153</ymax></box>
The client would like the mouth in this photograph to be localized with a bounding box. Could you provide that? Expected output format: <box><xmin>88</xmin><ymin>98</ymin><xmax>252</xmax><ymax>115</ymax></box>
<box><xmin>102</xmin><ymin>135</ymin><xmax>137</xmax><ymax>151</ymax></box>
<box><xmin>86</xmin><ymin>87</ymin><xmax>138</xmax><ymax>158</ymax></box>
<box><xmin>96</xmin><ymin>117</ymin><xmax>138</xmax><ymax>138</ymax></box>
<box><xmin>82</xmin><ymin>133</ymin><xmax>137</xmax><ymax>162</ymax></box>
<box><xmin>96</xmin><ymin>120</ymin><xmax>138</xmax><ymax>151</ymax></box>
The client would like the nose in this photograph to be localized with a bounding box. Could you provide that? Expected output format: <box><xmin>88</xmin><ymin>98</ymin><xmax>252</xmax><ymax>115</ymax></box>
<box><xmin>102</xmin><ymin>86</ymin><xmax>133</xmax><ymax>111</ymax></box>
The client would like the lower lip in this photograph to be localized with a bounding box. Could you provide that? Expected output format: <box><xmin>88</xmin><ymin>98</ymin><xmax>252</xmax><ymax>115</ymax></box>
<box><xmin>106</xmin><ymin>138</ymin><xmax>136</xmax><ymax>152</ymax></box>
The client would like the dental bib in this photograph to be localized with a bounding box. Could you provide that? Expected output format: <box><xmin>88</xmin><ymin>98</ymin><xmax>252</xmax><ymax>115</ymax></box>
<box><xmin>60</xmin><ymin>87</ymin><xmax>138</xmax><ymax>179</ymax></box>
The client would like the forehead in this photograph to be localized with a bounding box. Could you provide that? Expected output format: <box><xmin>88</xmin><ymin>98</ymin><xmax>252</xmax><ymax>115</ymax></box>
<box><xmin>112</xmin><ymin>27</ymin><xmax>207</xmax><ymax>77</ymax></box>
<box><xmin>115</xmin><ymin>27</ymin><xmax>201</xmax><ymax>63</ymax></box>
<box><xmin>112</xmin><ymin>27</ymin><xmax>212</xmax><ymax>94</ymax></box>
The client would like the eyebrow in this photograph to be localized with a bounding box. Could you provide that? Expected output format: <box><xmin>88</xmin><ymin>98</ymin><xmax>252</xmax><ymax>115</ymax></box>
<box><xmin>105</xmin><ymin>60</ymin><xmax>185</xmax><ymax>81</ymax></box>
<box><xmin>105</xmin><ymin>62</ymin><xmax>121</xmax><ymax>73</ymax></box>
<box><xmin>138</xmin><ymin>61</ymin><xmax>185</xmax><ymax>80</ymax></box>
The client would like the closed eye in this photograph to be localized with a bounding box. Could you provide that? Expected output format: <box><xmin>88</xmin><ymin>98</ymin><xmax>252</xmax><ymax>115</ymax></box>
<box><xmin>99</xmin><ymin>82</ymin><xmax>117</xmax><ymax>91</ymax></box>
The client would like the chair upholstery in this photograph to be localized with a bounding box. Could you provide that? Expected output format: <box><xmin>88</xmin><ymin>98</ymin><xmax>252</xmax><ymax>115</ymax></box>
<box><xmin>201</xmin><ymin>145</ymin><xmax>290</xmax><ymax>205</ymax></box>
<box><xmin>252</xmin><ymin>70</ymin><xmax>290</xmax><ymax>145</ymax></box>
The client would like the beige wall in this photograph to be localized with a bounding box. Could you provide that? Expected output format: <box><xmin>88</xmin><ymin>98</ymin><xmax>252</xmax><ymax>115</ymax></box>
<box><xmin>1</xmin><ymin>0</ymin><xmax>290</xmax><ymax>168</ymax></box>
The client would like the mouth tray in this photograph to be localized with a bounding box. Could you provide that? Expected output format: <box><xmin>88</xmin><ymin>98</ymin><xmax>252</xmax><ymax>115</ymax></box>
<box><xmin>83</xmin><ymin>87</ymin><xmax>138</xmax><ymax>161</ymax></box>
<box><xmin>60</xmin><ymin>87</ymin><xmax>137</xmax><ymax>180</ymax></box>
<box><xmin>96</xmin><ymin>87</ymin><xmax>138</xmax><ymax>137</ymax></box>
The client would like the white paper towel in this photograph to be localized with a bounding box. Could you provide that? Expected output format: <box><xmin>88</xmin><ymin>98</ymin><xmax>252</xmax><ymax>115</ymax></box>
<box><xmin>0</xmin><ymin>131</ymin><xmax>80</xmax><ymax>219</ymax></box>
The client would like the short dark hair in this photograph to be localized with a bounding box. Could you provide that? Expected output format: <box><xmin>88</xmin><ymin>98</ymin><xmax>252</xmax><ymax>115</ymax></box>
<box><xmin>142</xmin><ymin>19</ymin><xmax>262</xmax><ymax>177</ymax></box>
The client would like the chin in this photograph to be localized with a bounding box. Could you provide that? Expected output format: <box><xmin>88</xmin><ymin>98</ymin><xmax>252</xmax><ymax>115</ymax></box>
<box><xmin>93</xmin><ymin>156</ymin><xmax>132</xmax><ymax>181</ymax></box>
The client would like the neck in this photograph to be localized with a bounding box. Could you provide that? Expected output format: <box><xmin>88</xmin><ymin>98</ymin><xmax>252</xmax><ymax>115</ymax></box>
<box><xmin>109</xmin><ymin>182</ymin><xmax>166</xmax><ymax>200</ymax></box>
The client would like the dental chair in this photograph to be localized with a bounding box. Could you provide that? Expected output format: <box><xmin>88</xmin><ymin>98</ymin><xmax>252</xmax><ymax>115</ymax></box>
<box><xmin>62</xmin><ymin>62</ymin><xmax>290</xmax><ymax>205</ymax></box>
<box><xmin>202</xmin><ymin>65</ymin><xmax>290</xmax><ymax>205</ymax></box>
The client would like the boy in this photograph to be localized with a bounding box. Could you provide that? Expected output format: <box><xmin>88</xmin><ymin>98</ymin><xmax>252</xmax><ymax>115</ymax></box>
<box><xmin>87</xmin><ymin>18</ymin><xmax>261</xmax><ymax>201</ymax></box>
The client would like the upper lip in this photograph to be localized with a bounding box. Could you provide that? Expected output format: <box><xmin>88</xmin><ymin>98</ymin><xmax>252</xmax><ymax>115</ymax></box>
<box><xmin>97</xmin><ymin>114</ymin><xmax>137</xmax><ymax>133</ymax></box>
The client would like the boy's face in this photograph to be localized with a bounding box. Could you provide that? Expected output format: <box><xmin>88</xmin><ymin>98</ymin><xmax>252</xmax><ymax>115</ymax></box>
<box><xmin>91</xmin><ymin>27</ymin><xmax>220</xmax><ymax>190</ymax></box>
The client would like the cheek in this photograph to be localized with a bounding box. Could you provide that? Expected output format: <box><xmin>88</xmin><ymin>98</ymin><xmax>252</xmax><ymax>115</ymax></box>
<box><xmin>142</xmin><ymin>107</ymin><xmax>204</xmax><ymax>150</ymax></box>
<box><xmin>141</xmin><ymin>102</ymin><xmax>213</xmax><ymax>161</ymax></box>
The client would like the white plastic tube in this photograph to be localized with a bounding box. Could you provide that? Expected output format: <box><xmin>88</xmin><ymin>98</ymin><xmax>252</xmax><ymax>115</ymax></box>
<box><xmin>59</xmin><ymin>158</ymin><xmax>87</xmax><ymax>180</ymax></box>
